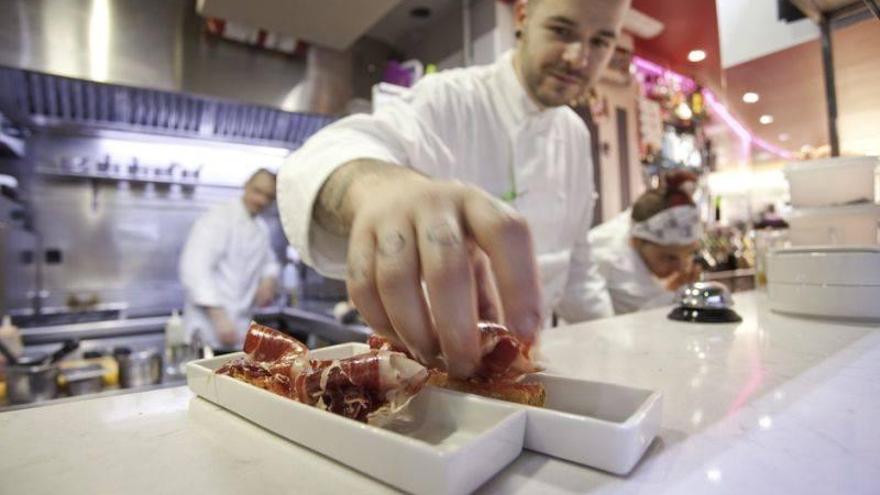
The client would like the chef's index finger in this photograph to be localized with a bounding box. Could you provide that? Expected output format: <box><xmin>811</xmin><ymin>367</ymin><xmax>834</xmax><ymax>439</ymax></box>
<box><xmin>459</xmin><ymin>190</ymin><xmax>543</xmax><ymax>343</ymax></box>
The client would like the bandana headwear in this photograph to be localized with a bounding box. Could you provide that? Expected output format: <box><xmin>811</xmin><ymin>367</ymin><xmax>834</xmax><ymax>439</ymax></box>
<box><xmin>630</xmin><ymin>205</ymin><xmax>702</xmax><ymax>246</ymax></box>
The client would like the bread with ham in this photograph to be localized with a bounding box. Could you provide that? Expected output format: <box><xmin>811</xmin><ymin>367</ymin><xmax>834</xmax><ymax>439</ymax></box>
<box><xmin>368</xmin><ymin>321</ymin><xmax>546</xmax><ymax>407</ymax></box>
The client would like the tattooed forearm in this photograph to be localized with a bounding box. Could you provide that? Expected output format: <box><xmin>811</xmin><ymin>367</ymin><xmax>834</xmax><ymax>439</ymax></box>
<box><xmin>313</xmin><ymin>160</ymin><xmax>382</xmax><ymax>235</ymax></box>
<box><xmin>314</xmin><ymin>162</ymin><xmax>357</xmax><ymax>236</ymax></box>
<box><xmin>313</xmin><ymin>159</ymin><xmax>426</xmax><ymax>236</ymax></box>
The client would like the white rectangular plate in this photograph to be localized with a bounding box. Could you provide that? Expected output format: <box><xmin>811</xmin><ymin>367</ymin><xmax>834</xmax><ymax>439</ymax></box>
<box><xmin>521</xmin><ymin>373</ymin><xmax>662</xmax><ymax>475</ymax></box>
<box><xmin>313</xmin><ymin>344</ymin><xmax>663</xmax><ymax>475</ymax></box>
<box><xmin>186</xmin><ymin>351</ymin><xmax>526</xmax><ymax>495</ymax></box>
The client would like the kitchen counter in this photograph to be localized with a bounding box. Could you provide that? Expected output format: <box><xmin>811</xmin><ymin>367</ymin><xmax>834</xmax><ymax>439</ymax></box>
<box><xmin>20</xmin><ymin>300</ymin><xmax>368</xmax><ymax>347</ymax></box>
<box><xmin>2</xmin><ymin>292</ymin><xmax>879</xmax><ymax>494</ymax></box>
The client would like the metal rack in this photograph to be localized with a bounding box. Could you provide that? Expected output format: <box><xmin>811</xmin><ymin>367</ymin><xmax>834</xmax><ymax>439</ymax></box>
<box><xmin>0</xmin><ymin>66</ymin><xmax>335</xmax><ymax>150</ymax></box>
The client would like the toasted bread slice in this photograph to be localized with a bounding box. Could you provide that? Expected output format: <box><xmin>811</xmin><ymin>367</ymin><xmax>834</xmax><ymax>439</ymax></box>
<box><xmin>427</xmin><ymin>371</ymin><xmax>546</xmax><ymax>407</ymax></box>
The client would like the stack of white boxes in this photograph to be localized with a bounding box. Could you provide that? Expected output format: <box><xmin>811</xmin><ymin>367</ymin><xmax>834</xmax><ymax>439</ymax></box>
<box><xmin>765</xmin><ymin>156</ymin><xmax>880</xmax><ymax>321</ymax></box>
<box><xmin>783</xmin><ymin>156</ymin><xmax>880</xmax><ymax>246</ymax></box>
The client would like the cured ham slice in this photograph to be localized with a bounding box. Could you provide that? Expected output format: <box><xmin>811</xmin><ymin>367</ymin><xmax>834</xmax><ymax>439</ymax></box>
<box><xmin>369</xmin><ymin>321</ymin><xmax>540</xmax><ymax>380</ymax></box>
<box><xmin>471</xmin><ymin>322</ymin><xmax>540</xmax><ymax>380</ymax></box>
<box><xmin>297</xmin><ymin>351</ymin><xmax>428</xmax><ymax>422</ymax></box>
<box><xmin>217</xmin><ymin>322</ymin><xmax>428</xmax><ymax>422</ymax></box>
<box><xmin>243</xmin><ymin>321</ymin><xmax>308</xmax><ymax>363</ymax></box>
<box><xmin>369</xmin><ymin>322</ymin><xmax>545</xmax><ymax>406</ymax></box>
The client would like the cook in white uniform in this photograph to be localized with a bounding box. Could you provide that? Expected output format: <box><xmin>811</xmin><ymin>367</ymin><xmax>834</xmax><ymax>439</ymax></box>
<box><xmin>589</xmin><ymin>173</ymin><xmax>703</xmax><ymax>314</ymax></box>
<box><xmin>276</xmin><ymin>0</ymin><xmax>630</xmax><ymax>376</ymax></box>
<box><xmin>179</xmin><ymin>169</ymin><xmax>281</xmax><ymax>349</ymax></box>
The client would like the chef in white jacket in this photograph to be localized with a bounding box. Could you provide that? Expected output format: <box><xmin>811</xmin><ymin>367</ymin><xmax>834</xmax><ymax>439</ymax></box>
<box><xmin>276</xmin><ymin>0</ymin><xmax>629</xmax><ymax>376</ymax></box>
<box><xmin>179</xmin><ymin>169</ymin><xmax>281</xmax><ymax>349</ymax></box>
<box><xmin>589</xmin><ymin>172</ymin><xmax>703</xmax><ymax>314</ymax></box>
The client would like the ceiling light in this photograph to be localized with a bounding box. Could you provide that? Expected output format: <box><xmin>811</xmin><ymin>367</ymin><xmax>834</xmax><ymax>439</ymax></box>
<box><xmin>759</xmin><ymin>114</ymin><xmax>774</xmax><ymax>125</ymax></box>
<box><xmin>742</xmin><ymin>92</ymin><xmax>759</xmax><ymax>104</ymax></box>
<box><xmin>409</xmin><ymin>6</ymin><xmax>431</xmax><ymax>19</ymax></box>
<box><xmin>687</xmin><ymin>50</ymin><xmax>707</xmax><ymax>63</ymax></box>
<box><xmin>675</xmin><ymin>102</ymin><xmax>693</xmax><ymax>120</ymax></box>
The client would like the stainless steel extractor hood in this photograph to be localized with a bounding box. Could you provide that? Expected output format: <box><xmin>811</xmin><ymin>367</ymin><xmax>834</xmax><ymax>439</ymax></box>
<box><xmin>0</xmin><ymin>0</ymin><xmax>392</xmax><ymax>114</ymax></box>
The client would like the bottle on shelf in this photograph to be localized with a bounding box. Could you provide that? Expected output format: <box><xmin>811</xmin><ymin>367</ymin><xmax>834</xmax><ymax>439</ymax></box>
<box><xmin>163</xmin><ymin>310</ymin><xmax>191</xmax><ymax>379</ymax></box>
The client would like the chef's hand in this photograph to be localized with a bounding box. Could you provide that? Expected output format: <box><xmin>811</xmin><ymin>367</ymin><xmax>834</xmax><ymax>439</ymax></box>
<box><xmin>207</xmin><ymin>307</ymin><xmax>238</xmax><ymax>347</ymax></box>
<box><xmin>665</xmin><ymin>261</ymin><xmax>703</xmax><ymax>291</ymax></box>
<box><xmin>317</xmin><ymin>160</ymin><xmax>543</xmax><ymax>378</ymax></box>
<box><xmin>254</xmin><ymin>277</ymin><xmax>277</xmax><ymax>307</ymax></box>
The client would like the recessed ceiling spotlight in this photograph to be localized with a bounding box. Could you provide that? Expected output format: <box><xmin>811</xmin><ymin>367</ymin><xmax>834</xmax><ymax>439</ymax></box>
<box><xmin>760</xmin><ymin>114</ymin><xmax>774</xmax><ymax>125</ymax></box>
<box><xmin>687</xmin><ymin>50</ymin><xmax>707</xmax><ymax>63</ymax></box>
<box><xmin>742</xmin><ymin>92</ymin><xmax>760</xmax><ymax>104</ymax></box>
<box><xmin>410</xmin><ymin>6</ymin><xmax>432</xmax><ymax>19</ymax></box>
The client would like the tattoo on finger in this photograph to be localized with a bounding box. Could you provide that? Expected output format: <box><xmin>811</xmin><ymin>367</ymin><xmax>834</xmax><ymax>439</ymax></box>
<box><xmin>377</xmin><ymin>231</ymin><xmax>406</xmax><ymax>257</ymax></box>
<box><xmin>425</xmin><ymin>221</ymin><xmax>462</xmax><ymax>247</ymax></box>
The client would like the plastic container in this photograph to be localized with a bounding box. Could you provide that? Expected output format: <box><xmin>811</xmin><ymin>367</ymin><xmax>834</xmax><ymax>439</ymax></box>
<box><xmin>785</xmin><ymin>203</ymin><xmax>880</xmax><ymax>246</ymax></box>
<box><xmin>784</xmin><ymin>156</ymin><xmax>879</xmax><ymax>208</ymax></box>
<box><xmin>164</xmin><ymin>310</ymin><xmax>192</xmax><ymax>378</ymax></box>
<box><xmin>0</xmin><ymin>315</ymin><xmax>23</xmax><ymax>357</ymax></box>
<box><xmin>767</xmin><ymin>246</ymin><xmax>880</xmax><ymax>321</ymax></box>
<box><xmin>752</xmin><ymin>229</ymin><xmax>790</xmax><ymax>288</ymax></box>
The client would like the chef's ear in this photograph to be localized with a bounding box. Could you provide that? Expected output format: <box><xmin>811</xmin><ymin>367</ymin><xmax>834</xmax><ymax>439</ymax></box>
<box><xmin>514</xmin><ymin>0</ymin><xmax>529</xmax><ymax>38</ymax></box>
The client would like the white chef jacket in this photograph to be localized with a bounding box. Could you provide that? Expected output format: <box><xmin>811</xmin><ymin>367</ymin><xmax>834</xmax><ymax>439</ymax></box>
<box><xmin>277</xmin><ymin>50</ymin><xmax>613</xmax><ymax>323</ymax></box>
<box><xmin>588</xmin><ymin>210</ymin><xmax>675</xmax><ymax>315</ymax></box>
<box><xmin>179</xmin><ymin>199</ymin><xmax>281</xmax><ymax>347</ymax></box>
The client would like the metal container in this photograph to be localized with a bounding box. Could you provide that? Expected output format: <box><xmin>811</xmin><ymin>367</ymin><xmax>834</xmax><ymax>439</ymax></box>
<box><xmin>6</xmin><ymin>363</ymin><xmax>59</xmax><ymax>404</ymax></box>
<box><xmin>115</xmin><ymin>348</ymin><xmax>162</xmax><ymax>389</ymax></box>
<box><xmin>668</xmin><ymin>281</ymin><xmax>743</xmax><ymax>323</ymax></box>
<box><xmin>63</xmin><ymin>364</ymin><xmax>105</xmax><ymax>396</ymax></box>
<box><xmin>674</xmin><ymin>281</ymin><xmax>736</xmax><ymax>310</ymax></box>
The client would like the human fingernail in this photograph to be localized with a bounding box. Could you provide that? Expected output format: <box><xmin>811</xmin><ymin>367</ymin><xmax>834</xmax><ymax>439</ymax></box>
<box><xmin>511</xmin><ymin>311</ymin><xmax>541</xmax><ymax>340</ymax></box>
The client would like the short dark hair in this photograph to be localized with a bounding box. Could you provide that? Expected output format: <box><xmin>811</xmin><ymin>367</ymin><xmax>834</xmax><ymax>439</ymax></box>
<box><xmin>631</xmin><ymin>170</ymin><xmax>697</xmax><ymax>222</ymax></box>
<box><xmin>246</xmin><ymin>168</ymin><xmax>276</xmax><ymax>185</ymax></box>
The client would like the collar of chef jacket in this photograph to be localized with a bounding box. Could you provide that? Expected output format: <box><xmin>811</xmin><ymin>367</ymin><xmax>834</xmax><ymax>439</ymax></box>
<box><xmin>492</xmin><ymin>51</ymin><xmax>557</xmax><ymax>138</ymax></box>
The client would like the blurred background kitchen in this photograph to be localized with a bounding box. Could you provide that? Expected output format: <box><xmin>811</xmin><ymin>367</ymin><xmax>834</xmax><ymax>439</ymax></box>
<box><xmin>0</xmin><ymin>0</ymin><xmax>878</xmax><ymax>407</ymax></box>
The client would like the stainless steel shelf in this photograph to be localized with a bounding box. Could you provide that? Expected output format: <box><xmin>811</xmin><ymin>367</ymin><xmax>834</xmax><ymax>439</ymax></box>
<box><xmin>21</xmin><ymin>306</ymin><xmax>370</xmax><ymax>346</ymax></box>
<box><xmin>21</xmin><ymin>316</ymin><xmax>168</xmax><ymax>345</ymax></box>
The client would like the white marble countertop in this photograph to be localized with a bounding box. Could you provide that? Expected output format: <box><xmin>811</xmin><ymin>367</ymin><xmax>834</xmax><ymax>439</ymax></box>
<box><xmin>2</xmin><ymin>292</ymin><xmax>879</xmax><ymax>494</ymax></box>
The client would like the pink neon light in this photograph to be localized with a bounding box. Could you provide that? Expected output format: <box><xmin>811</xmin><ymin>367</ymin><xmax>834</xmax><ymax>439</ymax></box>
<box><xmin>632</xmin><ymin>56</ymin><xmax>697</xmax><ymax>93</ymax></box>
<box><xmin>702</xmin><ymin>89</ymin><xmax>751</xmax><ymax>142</ymax></box>
<box><xmin>632</xmin><ymin>56</ymin><xmax>666</xmax><ymax>76</ymax></box>
<box><xmin>632</xmin><ymin>56</ymin><xmax>795</xmax><ymax>160</ymax></box>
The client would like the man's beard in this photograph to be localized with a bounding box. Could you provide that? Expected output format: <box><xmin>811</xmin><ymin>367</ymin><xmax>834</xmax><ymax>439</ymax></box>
<box><xmin>523</xmin><ymin>57</ymin><xmax>586</xmax><ymax>107</ymax></box>
<box><xmin>533</xmin><ymin>69</ymin><xmax>585</xmax><ymax>107</ymax></box>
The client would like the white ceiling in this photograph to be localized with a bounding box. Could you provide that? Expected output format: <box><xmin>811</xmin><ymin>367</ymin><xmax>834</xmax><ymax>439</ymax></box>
<box><xmin>716</xmin><ymin>0</ymin><xmax>820</xmax><ymax>69</ymax></box>
<box><xmin>366</xmin><ymin>0</ymin><xmax>461</xmax><ymax>46</ymax></box>
<box><xmin>196</xmin><ymin>0</ymin><xmax>403</xmax><ymax>50</ymax></box>
<box><xmin>197</xmin><ymin>0</ymin><xmax>670</xmax><ymax>56</ymax></box>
